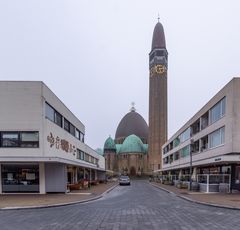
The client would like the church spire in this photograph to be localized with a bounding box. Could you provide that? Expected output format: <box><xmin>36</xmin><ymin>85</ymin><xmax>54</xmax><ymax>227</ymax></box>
<box><xmin>151</xmin><ymin>21</ymin><xmax>166</xmax><ymax>50</ymax></box>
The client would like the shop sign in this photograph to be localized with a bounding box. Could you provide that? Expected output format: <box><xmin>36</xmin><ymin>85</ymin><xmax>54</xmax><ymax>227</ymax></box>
<box><xmin>215</xmin><ymin>158</ymin><xmax>221</xmax><ymax>162</ymax></box>
<box><xmin>47</xmin><ymin>132</ymin><xmax>76</xmax><ymax>155</ymax></box>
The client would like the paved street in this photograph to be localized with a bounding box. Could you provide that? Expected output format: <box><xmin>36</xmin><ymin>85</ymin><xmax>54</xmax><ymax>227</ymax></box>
<box><xmin>0</xmin><ymin>180</ymin><xmax>240</xmax><ymax>230</ymax></box>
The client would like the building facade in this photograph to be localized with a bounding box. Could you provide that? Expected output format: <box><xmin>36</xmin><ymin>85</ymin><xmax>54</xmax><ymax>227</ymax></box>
<box><xmin>160</xmin><ymin>78</ymin><xmax>240</xmax><ymax>190</ymax></box>
<box><xmin>103</xmin><ymin>21</ymin><xmax>168</xmax><ymax>175</ymax></box>
<box><xmin>103</xmin><ymin>105</ymin><xmax>148</xmax><ymax>176</ymax></box>
<box><xmin>0</xmin><ymin>81</ymin><xmax>105</xmax><ymax>194</ymax></box>
<box><xmin>148</xmin><ymin>21</ymin><xmax>168</xmax><ymax>173</ymax></box>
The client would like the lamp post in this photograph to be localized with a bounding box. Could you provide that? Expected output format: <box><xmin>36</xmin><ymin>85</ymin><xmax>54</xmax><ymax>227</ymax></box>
<box><xmin>190</xmin><ymin>139</ymin><xmax>194</xmax><ymax>191</ymax></box>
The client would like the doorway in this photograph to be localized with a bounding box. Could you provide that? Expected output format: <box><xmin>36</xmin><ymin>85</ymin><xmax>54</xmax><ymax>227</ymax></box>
<box><xmin>130</xmin><ymin>166</ymin><xmax>136</xmax><ymax>176</ymax></box>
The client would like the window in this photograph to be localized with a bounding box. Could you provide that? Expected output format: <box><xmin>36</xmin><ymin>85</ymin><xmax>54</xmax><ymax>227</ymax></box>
<box><xmin>80</xmin><ymin>132</ymin><xmax>84</xmax><ymax>142</ymax></box>
<box><xmin>69</xmin><ymin>123</ymin><xmax>75</xmax><ymax>136</ymax></box>
<box><xmin>76</xmin><ymin>129</ymin><xmax>80</xmax><ymax>139</ymax></box>
<box><xmin>174</xmin><ymin>151</ymin><xmax>179</xmax><ymax>160</ymax></box>
<box><xmin>163</xmin><ymin>157</ymin><xmax>169</xmax><ymax>164</ymax></box>
<box><xmin>45</xmin><ymin>103</ymin><xmax>62</xmax><ymax>128</ymax></box>
<box><xmin>91</xmin><ymin>156</ymin><xmax>94</xmax><ymax>163</ymax></box>
<box><xmin>191</xmin><ymin>119</ymin><xmax>200</xmax><ymax>136</ymax></box>
<box><xmin>180</xmin><ymin>145</ymin><xmax>190</xmax><ymax>158</ymax></box>
<box><xmin>81</xmin><ymin>151</ymin><xmax>84</xmax><ymax>160</ymax></box>
<box><xmin>2</xmin><ymin>132</ymin><xmax>19</xmax><ymax>147</ymax></box>
<box><xmin>191</xmin><ymin>140</ymin><xmax>200</xmax><ymax>153</ymax></box>
<box><xmin>85</xmin><ymin>154</ymin><xmax>90</xmax><ymax>162</ymax></box>
<box><xmin>173</xmin><ymin>137</ymin><xmax>180</xmax><ymax>148</ymax></box>
<box><xmin>77</xmin><ymin>149</ymin><xmax>85</xmax><ymax>160</ymax></box>
<box><xmin>156</xmin><ymin>50</ymin><xmax>164</xmax><ymax>56</ymax></box>
<box><xmin>201</xmin><ymin>111</ymin><xmax>209</xmax><ymax>130</ymax></box>
<box><xmin>77</xmin><ymin>149</ymin><xmax>81</xmax><ymax>159</ymax></box>
<box><xmin>163</xmin><ymin>146</ymin><xmax>168</xmax><ymax>154</ymax></box>
<box><xmin>209</xmin><ymin>127</ymin><xmax>225</xmax><ymax>148</ymax></box>
<box><xmin>1</xmin><ymin>131</ymin><xmax>39</xmax><ymax>148</ymax></box>
<box><xmin>45</xmin><ymin>103</ymin><xmax>54</xmax><ymax>122</ymax></box>
<box><xmin>209</xmin><ymin>97</ymin><xmax>226</xmax><ymax>124</ymax></box>
<box><xmin>179</xmin><ymin>128</ymin><xmax>191</xmax><ymax>143</ymax></box>
<box><xmin>201</xmin><ymin>135</ymin><xmax>208</xmax><ymax>151</ymax></box>
<box><xmin>150</xmin><ymin>52</ymin><xmax>155</xmax><ymax>61</ymax></box>
<box><xmin>55</xmin><ymin>111</ymin><xmax>62</xmax><ymax>127</ymax></box>
<box><xmin>20</xmin><ymin>132</ymin><xmax>39</xmax><ymax>148</ymax></box>
<box><xmin>64</xmin><ymin>118</ymin><xmax>70</xmax><ymax>132</ymax></box>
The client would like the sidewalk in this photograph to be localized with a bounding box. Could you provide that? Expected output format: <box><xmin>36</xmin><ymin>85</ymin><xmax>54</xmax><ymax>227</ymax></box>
<box><xmin>151</xmin><ymin>182</ymin><xmax>240</xmax><ymax>209</ymax></box>
<box><xmin>0</xmin><ymin>181</ymin><xmax>117</xmax><ymax>209</ymax></box>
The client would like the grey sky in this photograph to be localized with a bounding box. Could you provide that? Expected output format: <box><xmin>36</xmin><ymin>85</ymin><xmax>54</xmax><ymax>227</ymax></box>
<box><xmin>0</xmin><ymin>1</ymin><xmax>240</xmax><ymax>149</ymax></box>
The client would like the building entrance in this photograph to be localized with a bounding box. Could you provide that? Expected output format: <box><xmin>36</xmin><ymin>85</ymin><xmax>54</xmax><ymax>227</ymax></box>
<box><xmin>232</xmin><ymin>165</ymin><xmax>240</xmax><ymax>191</ymax></box>
<box><xmin>130</xmin><ymin>166</ymin><xmax>136</xmax><ymax>176</ymax></box>
<box><xmin>1</xmin><ymin>164</ymin><xmax>39</xmax><ymax>193</ymax></box>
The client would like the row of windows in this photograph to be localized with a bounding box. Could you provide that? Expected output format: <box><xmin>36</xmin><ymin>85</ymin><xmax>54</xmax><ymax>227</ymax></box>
<box><xmin>0</xmin><ymin>131</ymin><xmax>39</xmax><ymax>148</ymax></box>
<box><xmin>163</xmin><ymin>97</ymin><xmax>226</xmax><ymax>154</ymax></box>
<box><xmin>76</xmin><ymin>149</ymin><xmax>98</xmax><ymax>165</ymax></box>
<box><xmin>163</xmin><ymin>127</ymin><xmax>225</xmax><ymax>165</ymax></box>
<box><xmin>45</xmin><ymin>103</ymin><xmax>84</xmax><ymax>142</ymax></box>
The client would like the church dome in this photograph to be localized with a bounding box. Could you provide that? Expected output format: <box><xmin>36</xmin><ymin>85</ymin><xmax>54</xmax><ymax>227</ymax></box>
<box><xmin>104</xmin><ymin>136</ymin><xmax>116</xmax><ymax>151</ymax></box>
<box><xmin>115</xmin><ymin>109</ymin><xmax>148</xmax><ymax>141</ymax></box>
<box><xmin>119</xmin><ymin>134</ymin><xmax>145</xmax><ymax>154</ymax></box>
<box><xmin>151</xmin><ymin>22</ymin><xmax>166</xmax><ymax>50</ymax></box>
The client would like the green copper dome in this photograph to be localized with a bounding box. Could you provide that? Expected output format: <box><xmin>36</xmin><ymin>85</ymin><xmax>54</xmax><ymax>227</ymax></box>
<box><xmin>116</xmin><ymin>144</ymin><xmax>122</xmax><ymax>154</ymax></box>
<box><xmin>95</xmin><ymin>148</ymin><xmax>104</xmax><ymax>155</ymax></box>
<box><xmin>104</xmin><ymin>136</ymin><xmax>116</xmax><ymax>150</ymax></box>
<box><xmin>119</xmin><ymin>134</ymin><xmax>146</xmax><ymax>154</ymax></box>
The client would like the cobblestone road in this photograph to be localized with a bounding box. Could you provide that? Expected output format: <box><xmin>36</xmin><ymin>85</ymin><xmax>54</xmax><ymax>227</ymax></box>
<box><xmin>0</xmin><ymin>180</ymin><xmax>240</xmax><ymax>230</ymax></box>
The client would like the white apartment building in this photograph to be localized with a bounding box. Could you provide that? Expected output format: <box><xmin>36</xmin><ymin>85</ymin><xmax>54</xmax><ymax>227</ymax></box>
<box><xmin>0</xmin><ymin>81</ymin><xmax>105</xmax><ymax>194</ymax></box>
<box><xmin>160</xmin><ymin>78</ymin><xmax>240</xmax><ymax>190</ymax></box>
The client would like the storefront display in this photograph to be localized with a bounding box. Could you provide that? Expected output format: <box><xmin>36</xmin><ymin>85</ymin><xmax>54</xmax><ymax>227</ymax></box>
<box><xmin>1</xmin><ymin>164</ymin><xmax>39</xmax><ymax>192</ymax></box>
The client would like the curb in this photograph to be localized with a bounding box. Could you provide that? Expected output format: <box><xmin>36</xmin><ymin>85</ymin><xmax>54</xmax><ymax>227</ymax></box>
<box><xmin>0</xmin><ymin>183</ymin><xmax>118</xmax><ymax>211</ymax></box>
<box><xmin>150</xmin><ymin>182</ymin><xmax>240</xmax><ymax>211</ymax></box>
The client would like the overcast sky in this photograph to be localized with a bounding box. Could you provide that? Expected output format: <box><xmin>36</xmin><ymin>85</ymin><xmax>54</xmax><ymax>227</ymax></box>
<box><xmin>0</xmin><ymin>1</ymin><xmax>240</xmax><ymax>149</ymax></box>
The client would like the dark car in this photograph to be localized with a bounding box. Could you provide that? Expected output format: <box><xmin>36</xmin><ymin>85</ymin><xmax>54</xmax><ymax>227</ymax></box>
<box><xmin>119</xmin><ymin>175</ymin><xmax>131</xmax><ymax>185</ymax></box>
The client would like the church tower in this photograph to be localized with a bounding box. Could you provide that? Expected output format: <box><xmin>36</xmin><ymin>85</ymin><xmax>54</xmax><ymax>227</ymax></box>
<box><xmin>148</xmin><ymin>20</ymin><xmax>168</xmax><ymax>172</ymax></box>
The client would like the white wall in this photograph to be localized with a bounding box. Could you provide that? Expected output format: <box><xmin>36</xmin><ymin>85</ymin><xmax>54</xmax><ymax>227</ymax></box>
<box><xmin>0</xmin><ymin>81</ymin><xmax>105</xmax><ymax>171</ymax></box>
<box><xmin>0</xmin><ymin>81</ymin><xmax>44</xmax><ymax>158</ymax></box>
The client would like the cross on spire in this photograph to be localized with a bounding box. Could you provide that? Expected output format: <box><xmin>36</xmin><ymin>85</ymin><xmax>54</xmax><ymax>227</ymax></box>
<box><xmin>130</xmin><ymin>102</ymin><xmax>136</xmax><ymax>112</ymax></box>
<box><xmin>158</xmin><ymin>13</ymin><xmax>160</xmax><ymax>22</ymax></box>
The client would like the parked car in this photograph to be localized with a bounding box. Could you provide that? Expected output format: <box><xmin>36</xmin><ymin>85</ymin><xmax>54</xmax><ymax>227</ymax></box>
<box><xmin>119</xmin><ymin>175</ymin><xmax>131</xmax><ymax>186</ymax></box>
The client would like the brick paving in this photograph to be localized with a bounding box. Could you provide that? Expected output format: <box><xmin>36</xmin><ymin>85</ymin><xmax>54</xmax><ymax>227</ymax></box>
<box><xmin>151</xmin><ymin>182</ymin><xmax>240</xmax><ymax>208</ymax></box>
<box><xmin>0</xmin><ymin>181</ymin><xmax>117</xmax><ymax>208</ymax></box>
<box><xmin>0</xmin><ymin>180</ymin><xmax>240</xmax><ymax>230</ymax></box>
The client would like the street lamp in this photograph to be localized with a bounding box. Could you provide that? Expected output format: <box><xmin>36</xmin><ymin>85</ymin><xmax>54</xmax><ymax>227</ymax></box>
<box><xmin>189</xmin><ymin>139</ymin><xmax>194</xmax><ymax>191</ymax></box>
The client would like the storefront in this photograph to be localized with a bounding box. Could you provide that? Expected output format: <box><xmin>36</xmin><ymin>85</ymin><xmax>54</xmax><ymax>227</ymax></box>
<box><xmin>1</xmin><ymin>164</ymin><xmax>39</xmax><ymax>193</ymax></box>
